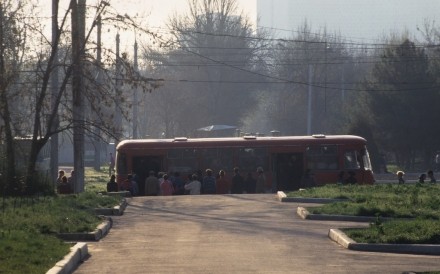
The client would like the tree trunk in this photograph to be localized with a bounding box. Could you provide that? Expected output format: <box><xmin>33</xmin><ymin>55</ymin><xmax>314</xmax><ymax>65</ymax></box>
<box><xmin>71</xmin><ymin>0</ymin><xmax>86</xmax><ymax>193</ymax></box>
<box><xmin>50</xmin><ymin>0</ymin><xmax>60</xmax><ymax>188</ymax></box>
<box><xmin>0</xmin><ymin>4</ymin><xmax>17</xmax><ymax>194</ymax></box>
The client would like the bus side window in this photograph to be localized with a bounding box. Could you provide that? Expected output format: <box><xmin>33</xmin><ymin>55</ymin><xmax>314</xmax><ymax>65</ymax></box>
<box><xmin>344</xmin><ymin>150</ymin><xmax>360</xmax><ymax>169</ymax></box>
<box><xmin>168</xmin><ymin>148</ymin><xmax>197</xmax><ymax>173</ymax></box>
<box><xmin>200</xmin><ymin>148</ymin><xmax>233</xmax><ymax>172</ymax></box>
<box><xmin>117</xmin><ymin>153</ymin><xmax>127</xmax><ymax>174</ymax></box>
<box><xmin>306</xmin><ymin>145</ymin><xmax>338</xmax><ymax>170</ymax></box>
<box><xmin>239</xmin><ymin>148</ymin><xmax>268</xmax><ymax>173</ymax></box>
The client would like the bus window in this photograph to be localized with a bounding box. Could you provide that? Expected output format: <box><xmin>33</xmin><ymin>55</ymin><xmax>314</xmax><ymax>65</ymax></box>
<box><xmin>344</xmin><ymin>150</ymin><xmax>361</xmax><ymax>169</ymax></box>
<box><xmin>306</xmin><ymin>145</ymin><xmax>338</xmax><ymax>170</ymax></box>
<box><xmin>200</xmin><ymin>148</ymin><xmax>233</xmax><ymax>172</ymax></box>
<box><xmin>239</xmin><ymin>148</ymin><xmax>268</xmax><ymax>173</ymax></box>
<box><xmin>117</xmin><ymin>153</ymin><xmax>127</xmax><ymax>174</ymax></box>
<box><xmin>361</xmin><ymin>148</ymin><xmax>372</xmax><ymax>170</ymax></box>
<box><xmin>168</xmin><ymin>148</ymin><xmax>197</xmax><ymax>172</ymax></box>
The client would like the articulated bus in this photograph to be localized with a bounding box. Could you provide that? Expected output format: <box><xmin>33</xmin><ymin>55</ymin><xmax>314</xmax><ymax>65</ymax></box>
<box><xmin>115</xmin><ymin>134</ymin><xmax>374</xmax><ymax>193</ymax></box>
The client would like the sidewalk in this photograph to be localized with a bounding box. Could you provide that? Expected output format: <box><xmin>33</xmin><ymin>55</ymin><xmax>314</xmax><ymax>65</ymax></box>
<box><xmin>73</xmin><ymin>194</ymin><xmax>440</xmax><ymax>274</ymax></box>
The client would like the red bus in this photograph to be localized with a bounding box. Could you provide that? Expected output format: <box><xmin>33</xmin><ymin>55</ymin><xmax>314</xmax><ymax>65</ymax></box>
<box><xmin>115</xmin><ymin>134</ymin><xmax>374</xmax><ymax>193</ymax></box>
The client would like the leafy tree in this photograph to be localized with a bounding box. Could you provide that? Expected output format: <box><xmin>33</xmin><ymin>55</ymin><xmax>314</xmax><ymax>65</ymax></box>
<box><xmin>358</xmin><ymin>39</ymin><xmax>440</xmax><ymax>169</ymax></box>
<box><xmin>258</xmin><ymin>23</ymin><xmax>359</xmax><ymax>136</ymax></box>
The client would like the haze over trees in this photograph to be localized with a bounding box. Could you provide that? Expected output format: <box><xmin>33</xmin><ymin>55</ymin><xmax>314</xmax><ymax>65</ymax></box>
<box><xmin>138</xmin><ymin>0</ymin><xmax>440</xmax><ymax>171</ymax></box>
<box><xmin>140</xmin><ymin>0</ymin><xmax>269</xmax><ymax>138</ymax></box>
<box><xmin>1</xmin><ymin>0</ymin><xmax>440</xmax><ymax>195</ymax></box>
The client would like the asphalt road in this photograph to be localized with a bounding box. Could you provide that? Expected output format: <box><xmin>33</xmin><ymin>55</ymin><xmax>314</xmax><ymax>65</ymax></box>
<box><xmin>74</xmin><ymin>194</ymin><xmax>440</xmax><ymax>274</ymax></box>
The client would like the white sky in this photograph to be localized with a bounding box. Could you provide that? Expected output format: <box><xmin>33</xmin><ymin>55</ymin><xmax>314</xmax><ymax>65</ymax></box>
<box><xmin>40</xmin><ymin>0</ymin><xmax>440</xmax><ymax>49</ymax></box>
<box><xmin>265</xmin><ymin>0</ymin><xmax>440</xmax><ymax>42</ymax></box>
<box><xmin>107</xmin><ymin>0</ymin><xmax>440</xmax><ymax>44</ymax></box>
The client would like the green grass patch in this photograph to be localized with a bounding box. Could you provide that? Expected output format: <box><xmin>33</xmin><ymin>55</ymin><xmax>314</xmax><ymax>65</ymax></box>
<box><xmin>0</xmin><ymin>168</ymin><xmax>121</xmax><ymax>273</ymax></box>
<box><xmin>85</xmin><ymin>167</ymin><xmax>111</xmax><ymax>193</ymax></box>
<box><xmin>0</xmin><ymin>230</ymin><xmax>71</xmax><ymax>274</ymax></box>
<box><xmin>287</xmin><ymin>183</ymin><xmax>440</xmax><ymax>244</ymax></box>
<box><xmin>0</xmin><ymin>193</ymin><xmax>120</xmax><ymax>234</ymax></box>
<box><xmin>344</xmin><ymin>219</ymin><xmax>440</xmax><ymax>244</ymax></box>
<box><xmin>290</xmin><ymin>184</ymin><xmax>440</xmax><ymax>219</ymax></box>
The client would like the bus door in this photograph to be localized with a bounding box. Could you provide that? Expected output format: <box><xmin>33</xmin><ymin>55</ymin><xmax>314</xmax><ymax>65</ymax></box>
<box><xmin>273</xmin><ymin>153</ymin><xmax>304</xmax><ymax>191</ymax></box>
<box><xmin>132</xmin><ymin>156</ymin><xmax>163</xmax><ymax>195</ymax></box>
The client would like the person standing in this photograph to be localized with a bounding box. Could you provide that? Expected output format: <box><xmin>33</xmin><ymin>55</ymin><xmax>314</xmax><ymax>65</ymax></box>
<box><xmin>145</xmin><ymin>171</ymin><xmax>160</xmax><ymax>196</ymax></box>
<box><xmin>172</xmin><ymin>172</ymin><xmax>185</xmax><ymax>195</ymax></box>
<box><xmin>216</xmin><ymin>170</ymin><xmax>230</xmax><ymax>194</ymax></box>
<box><xmin>255</xmin><ymin>167</ymin><xmax>266</xmax><ymax>193</ymax></box>
<box><xmin>396</xmin><ymin>171</ymin><xmax>405</xmax><ymax>184</ymax></box>
<box><xmin>202</xmin><ymin>169</ymin><xmax>216</xmax><ymax>194</ymax></box>
<box><xmin>427</xmin><ymin>170</ymin><xmax>436</xmax><ymax>183</ymax></box>
<box><xmin>184</xmin><ymin>174</ymin><xmax>201</xmax><ymax>195</ymax></box>
<box><xmin>231</xmin><ymin>167</ymin><xmax>244</xmax><ymax>194</ymax></box>
<box><xmin>418</xmin><ymin>173</ymin><xmax>426</xmax><ymax>184</ymax></box>
<box><xmin>107</xmin><ymin>175</ymin><xmax>119</xmax><ymax>192</ymax></box>
<box><xmin>56</xmin><ymin>170</ymin><xmax>65</xmax><ymax>185</ymax></box>
<box><xmin>57</xmin><ymin>176</ymin><xmax>72</xmax><ymax>194</ymax></box>
<box><xmin>245</xmin><ymin>172</ymin><xmax>256</xmax><ymax>194</ymax></box>
<box><xmin>67</xmin><ymin>170</ymin><xmax>75</xmax><ymax>190</ymax></box>
<box><xmin>130</xmin><ymin>174</ymin><xmax>139</xmax><ymax>196</ymax></box>
<box><xmin>160</xmin><ymin>174</ymin><xmax>174</xmax><ymax>196</ymax></box>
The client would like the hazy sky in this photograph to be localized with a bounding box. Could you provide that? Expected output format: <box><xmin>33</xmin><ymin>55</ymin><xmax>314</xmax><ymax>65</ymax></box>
<box><xmin>108</xmin><ymin>0</ymin><xmax>440</xmax><ymax>42</ymax></box>
<box><xmin>259</xmin><ymin>0</ymin><xmax>440</xmax><ymax>41</ymax></box>
<box><xmin>42</xmin><ymin>0</ymin><xmax>440</xmax><ymax>46</ymax></box>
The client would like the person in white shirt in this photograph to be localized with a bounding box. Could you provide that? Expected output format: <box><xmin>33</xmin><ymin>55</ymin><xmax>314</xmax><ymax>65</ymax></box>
<box><xmin>184</xmin><ymin>174</ymin><xmax>201</xmax><ymax>195</ymax></box>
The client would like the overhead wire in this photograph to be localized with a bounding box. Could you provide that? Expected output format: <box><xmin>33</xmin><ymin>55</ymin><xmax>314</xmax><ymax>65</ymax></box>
<box><xmin>141</xmin><ymin>26</ymin><xmax>440</xmax><ymax>92</ymax></box>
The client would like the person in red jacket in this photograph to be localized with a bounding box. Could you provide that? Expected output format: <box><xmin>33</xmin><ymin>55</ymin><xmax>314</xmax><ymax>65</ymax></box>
<box><xmin>160</xmin><ymin>174</ymin><xmax>174</xmax><ymax>196</ymax></box>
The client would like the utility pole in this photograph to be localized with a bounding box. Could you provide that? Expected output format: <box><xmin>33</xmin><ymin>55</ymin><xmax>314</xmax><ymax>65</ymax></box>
<box><xmin>114</xmin><ymin>33</ymin><xmax>123</xmax><ymax>141</ymax></box>
<box><xmin>93</xmin><ymin>15</ymin><xmax>102</xmax><ymax>171</ymax></box>
<box><xmin>341</xmin><ymin>63</ymin><xmax>345</xmax><ymax>102</ymax></box>
<box><xmin>133</xmin><ymin>39</ymin><xmax>138</xmax><ymax>139</ymax></box>
<box><xmin>307</xmin><ymin>64</ymin><xmax>313</xmax><ymax>135</ymax></box>
<box><xmin>71</xmin><ymin>0</ymin><xmax>86</xmax><ymax>193</ymax></box>
<box><xmin>50</xmin><ymin>0</ymin><xmax>59</xmax><ymax>187</ymax></box>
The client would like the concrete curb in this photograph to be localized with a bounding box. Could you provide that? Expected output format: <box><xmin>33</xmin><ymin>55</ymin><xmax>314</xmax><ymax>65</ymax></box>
<box><xmin>95</xmin><ymin>198</ymin><xmax>128</xmax><ymax>216</ymax></box>
<box><xmin>47</xmin><ymin>198</ymin><xmax>128</xmax><ymax>273</ymax></box>
<box><xmin>296</xmin><ymin>207</ymin><xmax>392</xmax><ymax>222</ymax></box>
<box><xmin>46</xmin><ymin>242</ymin><xmax>88</xmax><ymax>274</ymax></box>
<box><xmin>57</xmin><ymin>198</ymin><xmax>128</xmax><ymax>241</ymax></box>
<box><xmin>277</xmin><ymin>191</ymin><xmax>347</xmax><ymax>203</ymax></box>
<box><xmin>329</xmin><ymin>228</ymin><xmax>440</xmax><ymax>255</ymax></box>
<box><xmin>105</xmin><ymin>191</ymin><xmax>131</xmax><ymax>197</ymax></box>
<box><xmin>57</xmin><ymin>217</ymin><xmax>112</xmax><ymax>241</ymax></box>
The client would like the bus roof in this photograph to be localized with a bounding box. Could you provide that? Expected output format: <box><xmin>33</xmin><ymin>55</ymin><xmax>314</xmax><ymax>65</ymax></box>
<box><xmin>116</xmin><ymin>135</ymin><xmax>367</xmax><ymax>150</ymax></box>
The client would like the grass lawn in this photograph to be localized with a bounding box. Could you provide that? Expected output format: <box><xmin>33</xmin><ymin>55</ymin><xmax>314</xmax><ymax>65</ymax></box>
<box><xmin>287</xmin><ymin>183</ymin><xmax>440</xmax><ymax>244</ymax></box>
<box><xmin>0</xmin><ymin>167</ymin><xmax>119</xmax><ymax>274</ymax></box>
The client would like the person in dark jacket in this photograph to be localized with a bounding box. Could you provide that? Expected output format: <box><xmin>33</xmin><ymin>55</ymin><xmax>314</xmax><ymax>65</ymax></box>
<box><xmin>107</xmin><ymin>175</ymin><xmax>119</xmax><ymax>192</ymax></box>
<box><xmin>202</xmin><ymin>169</ymin><xmax>216</xmax><ymax>194</ymax></box>
<box><xmin>231</xmin><ymin>167</ymin><xmax>244</xmax><ymax>194</ymax></box>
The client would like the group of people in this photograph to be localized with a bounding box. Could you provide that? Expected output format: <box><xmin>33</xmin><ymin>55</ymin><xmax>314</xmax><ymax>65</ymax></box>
<box><xmin>106</xmin><ymin>167</ymin><xmax>268</xmax><ymax>196</ymax></box>
<box><xmin>396</xmin><ymin>170</ymin><xmax>437</xmax><ymax>184</ymax></box>
<box><xmin>56</xmin><ymin>169</ymin><xmax>75</xmax><ymax>194</ymax></box>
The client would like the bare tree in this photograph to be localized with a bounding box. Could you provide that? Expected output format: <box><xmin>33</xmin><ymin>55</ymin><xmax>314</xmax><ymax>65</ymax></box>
<box><xmin>140</xmin><ymin>0</ymin><xmax>268</xmax><ymax>137</ymax></box>
<box><xmin>0</xmin><ymin>0</ymin><xmax>160</xmax><ymax>195</ymax></box>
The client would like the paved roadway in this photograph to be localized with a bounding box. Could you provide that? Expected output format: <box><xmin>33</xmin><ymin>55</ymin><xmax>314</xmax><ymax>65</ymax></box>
<box><xmin>74</xmin><ymin>194</ymin><xmax>440</xmax><ymax>274</ymax></box>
